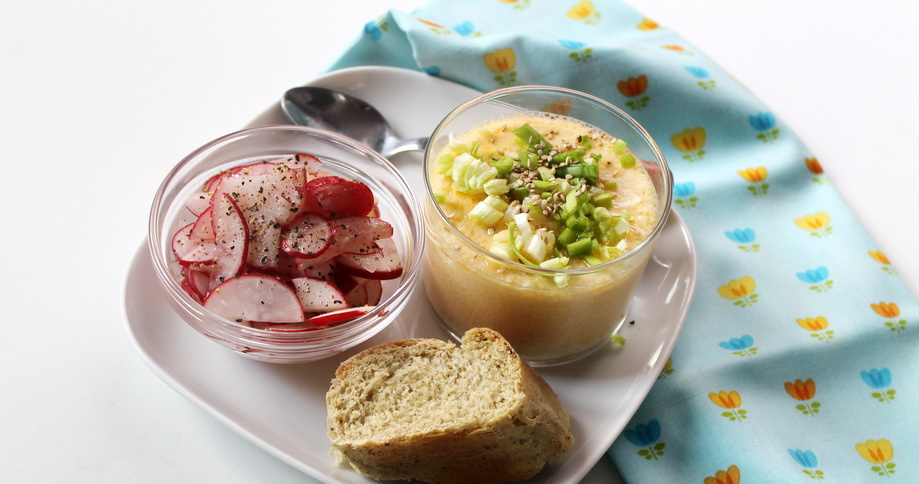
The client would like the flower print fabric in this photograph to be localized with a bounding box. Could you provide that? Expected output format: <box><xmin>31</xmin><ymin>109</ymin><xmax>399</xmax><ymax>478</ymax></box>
<box><xmin>327</xmin><ymin>0</ymin><xmax>919</xmax><ymax>481</ymax></box>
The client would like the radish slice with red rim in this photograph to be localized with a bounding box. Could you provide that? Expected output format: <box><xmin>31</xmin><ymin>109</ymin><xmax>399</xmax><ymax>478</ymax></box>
<box><xmin>209</xmin><ymin>192</ymin><xmax>248</xmax><ymax>287</ymax></box>
<box><xmin>172</xmin><ymin>222</ymin><xmax>217</xmax><ymax>266</ymax></box>
<box><xmin>289</xmin><ymin>277</ymin><xmax>350</xmax><ymax>312</ymax></box>
<box><xmin>336</xmin><ymin>237</ymin><xmax>403</xmax><ymax>280</ymax></box>
<box><xmin>281</xmin><ymin>213</ymin><xmax>332</xmax><ymax>259</ymax></box>
<box><xmin>306</xmin><ymin>306</ymin><xmax>375</xmax><ymax>327</ymax></box>
<box><xmin>301</xmin><ymin>176</ymin><xmax>374</xmax><ymax>218</ymax></box>
<box><xmin>203</xmin><ymin>273</ymin><xmax>305</xmax><ymax>323</ymax></box>
<box><xmin>329</xmin><ymin>216</ymin><xmax>393</xmax><ymax>255</ymax></box>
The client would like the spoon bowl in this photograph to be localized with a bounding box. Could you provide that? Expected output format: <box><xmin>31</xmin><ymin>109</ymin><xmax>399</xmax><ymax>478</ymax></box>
<box><xmin>282</xmin><ymin>86</ymin><xmax>427</xmax><ymax>158</ymax></box>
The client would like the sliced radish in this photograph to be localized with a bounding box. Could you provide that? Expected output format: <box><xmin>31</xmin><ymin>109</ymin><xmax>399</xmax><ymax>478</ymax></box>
<box><xmin>336</xmin><ymin>237</ymin><xmax>403</xmax><ymax>280</ymax></box>
<box><xmin>186</xmin><ymin>191</ymin><xmax>211</xmax><ymax>216</ymax></box>
<box><xmin>209</xmin><ymin>192</ymin><xmax>248</xmax><ymax>287</ymax></box>
<box><xmin>189</xmin><ymin>207</ymin><xmax>214</xmax><ymax>241</ymax></box>
<box><xmin>363</xmin><ymin>279</ymin><xmax>382</xmax><ymax>305</ymax></box>
<box><xmin>307</xmin><ymin>306</ymin><xmax>375</xmax><ymax>326</ymax></box>
<box><xmin>180</xmin><ymin>267</ymin><xmax>204</xmax><ymax>303</ymax></box>
<box><xmin>338</xmin><ymin>276</ymin><xmax>383</xmax><ymax>307</ymax></box>
<box><xmin>301</xmin><ymin>176</ymin><xmax>374</xmax><ymax>218</ymax></box>
<box><xmin>250</xmin><ymin>321</ymin><xmax>323</xmax><ymax>333</ymax></box>
<box><xmin>203</xmin><ymin>273</ymin><xmax>305</xmax><ymax>323</ymax></box>
<box><xmin>277</xmin><ymin>152</ymin><xmax>322</xmax><ymax>173</ymax></box>
<box><xmin>329</xmin><ymin>216</ymin><xmax>393</xmax><ymax>254</ymax></box>
<box><xmin>289</xmin><ymin>277</ymin><xmax>350</xmax><ymax>313</ymax></box>
<box><xmin>172</xmin><ymin>222</ymin><xmax>217</xmax><ymax>266</ymax></box>
<box><xmin>280</xmin><ymin>213</ymin><xmax>332</xmax><ymax>259</ymax></box>
<box><xmin>301</xmin><ymin>257</ymin><xmax>338</xmax><ymax>281</ymax></box>
<box><xmin>183</xmin><ymin>266</ymin><xmax>211</xmax><ymax>299</ymax></box>
<box><xmin>172</xmin><ymin>155</ymin><xmax>401</xmax><ymax>332</ymax></box>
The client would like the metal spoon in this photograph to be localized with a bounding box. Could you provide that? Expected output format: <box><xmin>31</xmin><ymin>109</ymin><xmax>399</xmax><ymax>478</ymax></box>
<box><xmin>282</xmin><ymin>86</ymin><xmax>428</xmax><ymax>158</ymax></box>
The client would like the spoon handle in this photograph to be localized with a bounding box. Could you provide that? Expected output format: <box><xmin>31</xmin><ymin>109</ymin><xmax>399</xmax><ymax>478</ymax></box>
<box><xmin>384</xmin><ymin>136</ymin><xmax>429</xmax><ymax>158</ymax></box>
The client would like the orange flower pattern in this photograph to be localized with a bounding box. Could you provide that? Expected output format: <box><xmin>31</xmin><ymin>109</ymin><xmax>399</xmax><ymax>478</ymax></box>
<box><xmin>785</xmin><ymin>379</ymin><xmax>821</xmax><ymax>416</ymax></box>
<box><xmin>704</xmin><ymin>465</ymin><xmax>741</xmax><ymax>484</ymax></box>
<box><xmin>709</xmin><ymin>390</ymin><xmax>747</xmax><ymax>421</ymax></box>
<box><xmin>872</xmin><ymin>302</ymin><xmax>907</xmax><ymax>333</ymax></box>
<box><xmin>617</xmin><ymin>75</ymin><xmax>650</xmax><ymax>110</ymax></box>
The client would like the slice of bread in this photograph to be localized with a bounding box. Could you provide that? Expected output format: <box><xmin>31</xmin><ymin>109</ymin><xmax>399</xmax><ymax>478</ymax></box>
<box><xmin>326</xmin><ymin>327</ymin><xmax>574</xmax><ymax>484</ymax></box>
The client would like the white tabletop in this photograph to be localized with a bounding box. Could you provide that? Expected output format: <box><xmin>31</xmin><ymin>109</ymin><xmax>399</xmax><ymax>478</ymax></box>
<box><xmin>2</xmin><ymin>0</ymin><xmax>915</xmax><ymax>482</ymax></box>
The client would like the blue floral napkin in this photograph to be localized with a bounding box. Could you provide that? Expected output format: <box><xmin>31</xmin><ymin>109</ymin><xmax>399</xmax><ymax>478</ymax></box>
<box><xmin>326</xmin><ymin>0</ymin><xmax>919</xmax><ymax>481</ymax></box>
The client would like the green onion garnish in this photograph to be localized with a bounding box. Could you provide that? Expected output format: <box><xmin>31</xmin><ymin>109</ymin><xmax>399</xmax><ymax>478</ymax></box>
<box><xmin>512</xmin><ymin>123</ymin><xmax>552</xmax><ymax>149</ymax></box>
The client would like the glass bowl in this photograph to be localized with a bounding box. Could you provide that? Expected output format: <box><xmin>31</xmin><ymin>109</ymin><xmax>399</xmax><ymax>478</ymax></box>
<box><xmin>422</xmin><ymin>86</ymin><xmax>672</xmax><ymax>366</ymax></box>
<box><xmin>148</xmin><ymin>125</ymin><xmax>423</xmax><ymax>363</ymax></box>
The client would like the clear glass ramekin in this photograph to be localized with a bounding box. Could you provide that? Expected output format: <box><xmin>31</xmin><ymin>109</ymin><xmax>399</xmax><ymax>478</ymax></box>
<box><xmin>422</xmin><ymin>86</ymin><xmax>672</xmax><ymax>366</ymax></box>
<box><xmin>148</xmin><ymin>125</ymin><xmax>423</xmax><ymax>363</ymax></box>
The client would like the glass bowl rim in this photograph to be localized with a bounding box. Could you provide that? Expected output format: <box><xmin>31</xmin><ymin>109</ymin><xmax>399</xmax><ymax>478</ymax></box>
<box><xmin>147</xmin><ymin>124</ymin><xmax>424</xmax><ymax>342</ymax></box>
<box><xmin>422</xmin><ymin>85</ymin><xmax>673</xmax><ymax>276</ymax></box>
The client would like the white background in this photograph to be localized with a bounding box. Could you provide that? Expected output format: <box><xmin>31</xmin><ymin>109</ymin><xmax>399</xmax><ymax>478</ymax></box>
<box><xmin>1</xmin><ymin>0</ymin><xmax>916</xmax><ymax>482</ymax></box>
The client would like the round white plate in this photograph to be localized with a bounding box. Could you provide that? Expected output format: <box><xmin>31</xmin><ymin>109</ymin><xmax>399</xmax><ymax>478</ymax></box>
<box><xmin>124</xmin><ymin>66</ymin><xmax>697</xmax><ymax>483</ymax></box>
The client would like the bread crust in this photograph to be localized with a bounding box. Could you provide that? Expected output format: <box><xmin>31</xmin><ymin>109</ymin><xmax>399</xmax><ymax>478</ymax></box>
<box><xmin>326</xmin><ymin>328</ymin><xmax>573</xmax><ymax>483</ymax></box>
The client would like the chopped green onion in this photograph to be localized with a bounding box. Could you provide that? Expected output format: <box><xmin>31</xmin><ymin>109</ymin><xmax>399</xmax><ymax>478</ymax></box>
<box><xmin>604</xmin><ymin>181</ymin><xmax>618</xmax><ymax>190</ymax></box>
<box><xmin>518</xmin><ymin>149</ymin><xmax>539</xmax><ymax>170</ymax></box>
<box><xmin>584</xmin><ymin>254</ymin><xmax>604</xmax><ymax>266</ymax></box>
<box><xmin>436</xmin><ymin>154</ymin><xmax>455</xmax><ymax>173</ymax></box>
<box><xmin>512</xmin><ymin>123</ymin><xmax>552</xmax><ymax>149</ymax></box>
<box><xmin>557</xmin><ymin>227</ymin><xmax>576</xmax><ymax>246</ymax></box>
<box><xmin>578</xmin><ymin>135</ymin><xmax>593</xmax><ymax>150</ymax></box>
<box><xmin>470</xmin><ymin>141</ymin><xmax>481</xmax><ymax>157</ymax></box>
<box><xmin>556</xmin><ymin>163</ymin><xmax>598</xmax><ymax>179</ymax></box>
<box><xmin>539</xmin><ymin>256</ymin><xmax>570</xmax><ymax>269</ymax></box>
<box><xmin>433</xmin><ymin>192</ymin><xmax>446</xmax><ymax>203</ymax></box>
<box><xmin>506</xmin><ymin>222</ymin><xmax>539</xmax><ymax>267</ymax></box>
<box><xmin>614</xmin><ymin>217</ymin><xmax>631</xmax><ymax>235</ymax></box>
<box><xmin>468</xmin><ymin>199</ymin><xmax>503</xmax><ymax>226</ymax></box>
<box><xmin>613</xmin><ymin>139</ymin><xmax>627</xmax><ymax>154</ymax></box>
<box><xmin>533</xmin><ymin>180</ymin><xmax>558</xmax><ymax>192</ymax></box>
<box><xmin>566</xmin><ymin>238</ymin><xmax>593</xmax><ymax>257</ymax></box>
<box><xmin>537</xmin><ymin>166</ymin><xmax>554</xmax><ymax>181</ymax></box>
<box><xmin>593</xmin><ymin>192</ymin><xmax>613</xmax><ymax>208</ymax></box>
<box><xmin>484</xmin><ymin>179</ymin><xmax>509</xmax><ymax>196</ymax></box>
<box><xmin>482</xmin><ymin>195</ymin><xmax>508</xmax><ymax>211</ymax></box>
<box><xmin>620</xmin><ymin>155</ymin><xmax>636</xmax><ymax>168</ymax></box>
<box><xmin>589</xmin><ymin>153</ymin><xmax>602</xmax><ymax>162</ymax></box>
<box><xmin>551</xmin><ymin>148</ymin><xmax>585</xmax><ymax>164</ymax></box>
<box><xmin>449</xmin><ymin>143</ymin><xmax>469</xmax><ymax>154</ymax></box>
<box><xmin>489</xmin><ymin>156</ymin><xmax>514</xmax><ymax>176</ymax></box>
<box><xmin>593</xmin><ymin>206</ymin><xmax>612</xmax><ymax>221</ymax></box>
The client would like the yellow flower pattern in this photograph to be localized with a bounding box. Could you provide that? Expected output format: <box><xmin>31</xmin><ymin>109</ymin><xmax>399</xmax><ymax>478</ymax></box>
<box><xmin>856</xmin><ymin>439</ymin><xmax>896</xmax><ymax>476</ymax></box>
<box><xmin>671</xmin><ymin>127</ymin><xmax>707</xmax><ymax>162</ymax></box>
<box><xmin>717</xmin><ymin>276</ymin><xmax>758</xmax><ymax>307</ymax></box>
<box><xmin>483</xmin><ymin>48</ymin><xmax>517</xmax><ymax>86</ymax></box>
<box><xmin>794</xmin><ymin>212</ymin><xmax>832</xmax><ymax>238</ymax></box>
<box><xmin>796</xmin><ymin>316</ymin><xmax>834</xmax><ymax>341</ymax></box>
<box><xmin>869</xmin><ymin>250</ymin><xmax>898</xmax><ymax>275</ymax></box>
<box><xmin>737</xmin><ymin>167</ymin><xmax>768</xmax><ymax>196</ymax></box>
<box><xmin>567</xmin><ymin>1</ymin><xmax>601</xmax><ymax>24</ymax></box>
